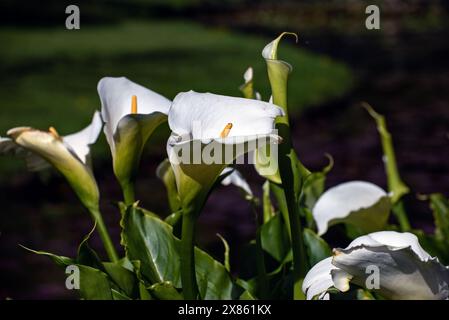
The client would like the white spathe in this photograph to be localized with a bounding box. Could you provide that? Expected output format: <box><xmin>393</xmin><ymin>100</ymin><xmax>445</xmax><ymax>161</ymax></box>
<box><xmin>0</xmin><ymin>111</ymin><xmax>102</xmax><ymax>170</ymax></box>
<box><xmin>168</xmin><ymin>90</ymin><xmax>284</xmax><ymax>144</ymax></box>
<box><xmin>220</xmin><ymin>167</ymin><xmax>253</xmax><ymax>197</ymax></box>
<box><xmin>313</xmin><ymin>181</ymin><xmax>390</xmax><ymax>235</ymax></box>
<box><xmin>98</xmin><ymin>76</ymin><xmax>171</xmax><ymax>153</ymax></box>
<box><xmin>1</xmin><ymin>112</ymin><xmax>102</xmax><ymax>211</ymax></box>
<box><xmin>302</xmin><ymin>231</ymin><xmax>449</xmax><ymax>300</ymax></box>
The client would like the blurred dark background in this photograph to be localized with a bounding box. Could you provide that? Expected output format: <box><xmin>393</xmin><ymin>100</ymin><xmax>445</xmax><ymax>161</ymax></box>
<box><xmin>0</xmin><ymin>0</ymin><xmax>448</xmax><ymax>299</ymax></box>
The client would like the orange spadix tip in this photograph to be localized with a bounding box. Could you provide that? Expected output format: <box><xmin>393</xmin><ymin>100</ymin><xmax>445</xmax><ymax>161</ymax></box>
<box><xmin>131</xmin><ymin>95</ymin><xmax>138</xmax><ymax>114</ymax></box>
<box><xmin>48</xmin><ymin>126</ymin><xmax>60</xmax><ymax>139</ymax></box>
<box><xmin>220</xmin><ymin>123</ymin><xmax>233</xmax><ymax>138</ymax></box>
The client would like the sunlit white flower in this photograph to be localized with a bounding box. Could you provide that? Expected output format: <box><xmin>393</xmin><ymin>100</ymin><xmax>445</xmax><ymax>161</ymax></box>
<box><xmin>0</xmin><ymin>112</ymin><xmax>102</xmax><ymax>211</ymax></box>
<box><xmin>167</xmin><ymin>90</ymin><xmax>283</xmax><ymax>209</ymax></box>
<box><xmin>303</xmin><ymin>231</ymin><xmax>449</xmax><ymax>300</ymax></box>
<box><xmin>313</xmin><ymin>181</ymin><xmax>391</xmax><ymax>235</ymax></box>
<box><xmin>98</xmin><ymin>77</ymin><xmax>171</xmax><ymax>203</ymax></box>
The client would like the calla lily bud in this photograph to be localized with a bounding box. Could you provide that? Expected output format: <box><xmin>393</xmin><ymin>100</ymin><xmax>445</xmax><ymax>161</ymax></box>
<box><xmin>262</xmin><ymin>32</ymin><xmax>297</xmax><ymax>114</ymax></box>
<box><xmin>98</xmin><ymin>77</ymin><xmax>171</xmax><ymax>204</ymax></box>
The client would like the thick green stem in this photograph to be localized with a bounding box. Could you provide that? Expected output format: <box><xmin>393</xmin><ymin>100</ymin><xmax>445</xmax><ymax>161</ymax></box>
<box><xmin>121</xmin><ymin>182</ymin><xmax>136</xmax><ymax>206</ymax></box>
<box><xmin>392</xmin><ymin>200</ymin><xmax>411</xmax><ymax>232</ymax></box>
<box><xmin>276</xmin><ymin>120</ymin><xmax>308</xmax><ymax>300</ymax></box>
<box><xmin>181</xmin><ymin>209</ymin><xmax>199</xmax><ymax>300</ymax></box>
<box><xmin>90</xmin><ymin>208</ymin><xmax>119</xmax><ymax>262</ymax></box>
<box><xmin>252</xmin><ymin>204</ymin><xmax>269</xmax><ymax>299</ymax></box>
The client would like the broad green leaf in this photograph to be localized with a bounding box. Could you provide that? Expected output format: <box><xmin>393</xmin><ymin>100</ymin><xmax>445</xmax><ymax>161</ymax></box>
<box><xmin>121</xmin><ymin>205</ymin><xmax>243</xmax><ymax>299</ymax></box>
<box><xmin>260</xmin><ymin>214</ymin><xmax>289</xmax><ymax>262</ymax></box>
<box><xmin>121</xmin><ymin>205</ymin><xmax>181</xmax><ymax>286</ymax></box>
<box><xmin>77</xmin><ymin>265</ymin><xmax>113</xmax><ymax>300</ymax></box>
<box><xmin>303</xmin><ymin>228</ymin><xmax>331</xmax><ymax>267</ymax></box>
<box><xmin>103</xmin><ymin>262</ymin><xmax>138</xmax><ymax>298</ymax></box>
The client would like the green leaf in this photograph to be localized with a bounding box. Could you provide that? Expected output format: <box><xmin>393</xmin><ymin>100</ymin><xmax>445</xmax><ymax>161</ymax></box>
<box><xmin>103</xmin><ymin>262</ymin><xmax>138</xmax><ymax>298</ymax></box>
<box><xmin>76</xmin><ymin>223</ymin><xmax>105</xmax><ymax>271</ymax></box>
<box><xmin>149</xmin><ymin>281</ymin><xmax>183</xmax><ymax>300</ymax></box>
<box><xmin>260</xmin><ymin>214</ymin><xmax>289</xmax><ymax>262</ymax></box>
<box><xmin>121</xmin><ymin>205</ymin><xmax>243</xmax><ymax>299</ymax></box>
<box><xmin>121</xmin><ymin>205</ymin><xmax>182</xmax><ymax>286</ymax></box>
<box><xmin>303</xmin><ymin>228</ymin><xmax>331</xmax><ymax>267</ymax></box>
<box><xmin>22</xmin><ymin>246</ymin><xmax>115</xmax><ymax>300</ymax></box>
<box><xmin>77</xmin><ymin>265</ymin><xmax>113</xmax><ymax>300</ymax></box>
<box><xmin>239</xmin><ymin>290</ymin><xmax>256</xmax><ymax>300</ymax></box>
<box><xmin>112</xmin><ymin>289</ymin><xmax>132</xmax><ymax>300</ymax></box>
<box><xmin>301</xmin><ymin>155</ymin><xmax>333</xmax><ymax>210</ymax></box>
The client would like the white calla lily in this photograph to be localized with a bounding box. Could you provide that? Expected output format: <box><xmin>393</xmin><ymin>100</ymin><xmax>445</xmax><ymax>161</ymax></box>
<box><xmin>0</xmin><ymin>112</ymin><xmax>102</xmax><ymax>172</ymax></box>
<box><xmin>166</xmin><ymin>90</ymin><xmax>283</xmax><ymax>299</ymax></box>
<box><xmin>167</xmin><ymin>91</ymin><xmax>283</xmax><ymax>206</ymax></box>
<box><xmin>303</xmin><ymin>231</ymin><xmax>449</xmax><ymax>300</ymax></box>
<box><xmin>313</xmin><ymin>181</ymin><xmax>391</xmax><ymax>236</ymax></box>
<box><xmin>0</xmin><ymin>112</ymin><xmax>118</xmax><ymax>261</ymax></box>
<box><xmin>1</xmin><ymin>112</ymin><xmax>102</xmax><ymax>211</ymax></box>
<box><xmin>98</xmin><ymin>76</ymin><xmax>171</xmax><ymax>204</ymax></box>
<box><xmin>220</xmin><ymin>167</ymin><xmax>253</xmax><ymax>199</ymax></box>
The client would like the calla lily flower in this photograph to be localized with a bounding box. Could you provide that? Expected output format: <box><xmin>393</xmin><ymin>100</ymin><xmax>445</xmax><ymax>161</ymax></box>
<box><xmin>167</xmin><ymin>90</ymin><xmax>283</xmax><ymax>299</ymax></box>
<box><xmin>0</xmin><ymin>112</ymin><xmax>118</xmax><ymax>262</ymax></box>
<box><xmin>98</xmin><ymin>77</ymin><xmax>171</xmax><ymax>204</ymax></box>
<box><xmin>167</xmin><ymin>90</ymin><xmax>283</xmax><ymax>209</ymax></box>
<box><xmin>0</xmin><ymin>112</ymin><xmax>102</xmax><ymax>212</ymax></box>
<box><xmin>220</xmin><ymin>167</ymin><xmax>253</xmax><ymax>199</ymax></box>
<box><xmin>313</xmin><ymin>181</ymin><xmax>391</xmax><ymax>236</ymax></box>
<box><xmin>303</xmin><ymin>231</ymin><xmax>449</xmax><ymax>300</ymax></box>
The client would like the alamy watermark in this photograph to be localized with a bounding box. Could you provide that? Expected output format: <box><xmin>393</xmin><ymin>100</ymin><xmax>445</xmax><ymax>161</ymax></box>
<box><xmin>65</xmin><ymin>265</ymin><xmax>80</xmax><ymax>290</ymax></box>
<box><xmin>365</xmin><ymin>5</ymin><xmax>381</xmax><ymax>30</ymax></box>
<box><xmin>65</xmin><ymin>5</ymin><xmax>80</xmax><ymax>30</ymax></box>
<box><xmin>365</xmin><ymin>264</ymin><xmax>380</xmax><ymax>290</ymax></box>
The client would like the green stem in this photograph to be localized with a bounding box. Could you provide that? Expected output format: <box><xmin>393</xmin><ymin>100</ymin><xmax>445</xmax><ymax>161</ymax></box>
<box><xmin>121</xmin><ymin>182</ymin><xmax>136</xmax><ymax>206</ymax></box>
<box><xmin>392</xmin><ymin>200</ymin><xmax>411</xmax><ymax>232</ymax></box>
<box><xmin>181</xmin><ymin>209</ymin><xmax>199</xmax><ymax>300</ymax></box>
<box><xmin>90</xmin><ymin>208</ymin><xmax>119</xmax><ymax>262</ymax></box>
<box><xmin>252</xmin><ymin>205</ymin><xmax>269</xmax><ymax>299</ymax></box>
<box><xmin>282</xmin><ymin>182</ymin><xmax>307</xmax><ymax>299</ymax></box>
<box><xmin>276</xmin><ymin>121</ymin><xmax>308</xmax><ymax>300</ymax></box>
